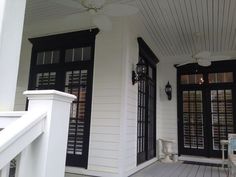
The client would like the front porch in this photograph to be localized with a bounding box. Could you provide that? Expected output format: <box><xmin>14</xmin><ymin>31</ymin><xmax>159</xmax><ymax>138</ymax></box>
<box><xmin>65</xmin><ymin>161</ymin><xmax>228</xmax><ymax>177</ymax></box>
<box><xmin>1</xmin><ymin>0</ymin><xmax>236</xmax><ymax>177</ymax></box>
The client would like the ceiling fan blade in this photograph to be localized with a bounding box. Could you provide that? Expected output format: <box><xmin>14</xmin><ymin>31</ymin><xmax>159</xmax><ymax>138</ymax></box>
<box><xmin>176</xmin><ymin>61</ymin><xmax>196</xmax><ymax>67</ymax></box>
<box><xmin>49</xmin><ymin>0</ymin><xmax>83</xmax><ymax>9</ymax></box>
<box><xmin>92</xmin><ymin>15</ymin><xmax>112</xmax><ymax>31</ymax></box>
<box><xmin>209</xmin><ymin>55</ymin><xmax>231</xmax><ymax>61</ymax></box>
<box><xmin>102</xmin><ymin>4</ymin><xmax>139</xmax><ymax>17</ymax></box>
<box><xmin>80</xmin><ymin>0</ymin><xmax>106</xmax><ymax>9</ymax></box>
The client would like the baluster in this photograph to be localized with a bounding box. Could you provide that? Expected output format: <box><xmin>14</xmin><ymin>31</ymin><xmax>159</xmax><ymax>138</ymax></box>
<box><xmin>15</xmin><ymin>151</ymin><xmax>27</xmax><ymax>177</ymax></box>
<box><xmin>0</xmin><ymin>163</ymin><xmax>10</xmax><ymax>177</ymax></box>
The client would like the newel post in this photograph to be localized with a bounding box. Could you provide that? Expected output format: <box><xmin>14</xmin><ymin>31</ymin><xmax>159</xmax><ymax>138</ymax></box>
<box><xmin>17</xmin><ymin>90</ymin><xmax>76</xmax><ymax>177</ymax></box>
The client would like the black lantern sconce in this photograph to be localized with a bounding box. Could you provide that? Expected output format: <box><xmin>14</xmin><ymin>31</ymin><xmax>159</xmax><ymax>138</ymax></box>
<box><xmin>132</xmin><ymin>59</ymin><xmax>148</xmax><ymax>85</ymax></box>
<box><xmin>165</xmin><ymin>81</ymin><xmax>172</xmax><ymax>100</ymax></box>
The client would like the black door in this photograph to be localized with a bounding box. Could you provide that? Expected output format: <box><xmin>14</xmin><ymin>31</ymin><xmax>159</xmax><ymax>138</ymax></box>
<box><xmin>179</xmin><ymin>88</ymin><xmax>206</xmax><ymax>156</ymax></box>
<box><xmin>136</xmin><ymin>38</ymin><xmax>158</xmax><ymax>165</ymax></box>
<box><xmin>178</xmin><ymin>62</ymin><xmax>236</xmax><ymax>157</ymax></box>
<box><xmin>137</xmin><ymin>60</ymin><xmax>157</xmax><ymax>165</ymax></box>
<box><xmin>28</xmin><ymin>30</ymin><xmax>98</xmax><ymax>168</ymax></box>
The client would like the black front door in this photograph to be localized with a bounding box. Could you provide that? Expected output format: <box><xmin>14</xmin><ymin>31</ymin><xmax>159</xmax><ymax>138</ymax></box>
<box><xmin>137</xmin><ymin>60</ymin><xmax>156</xmax><ymax>165</ymax></box>
<box><xmin>28</xmin><ymin>29</ymin><xmax>98</xmax><ymax>168</ymax></box>
<box><xmin>178</xmin><ymin>61</ymin><xmax>236</xmax><ymax>157</ymax></box>
<box><xmin>136</xmin><ymin>38</ymin><xmax>158</xmax><ymax>165</ymax></box>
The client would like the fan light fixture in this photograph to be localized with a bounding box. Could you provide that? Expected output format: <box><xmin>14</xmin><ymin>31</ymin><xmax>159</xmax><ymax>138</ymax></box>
<box><xmin>132</xmin><ymin>60</ymin><xmax>147</xmax><ymax>85</ymax></box>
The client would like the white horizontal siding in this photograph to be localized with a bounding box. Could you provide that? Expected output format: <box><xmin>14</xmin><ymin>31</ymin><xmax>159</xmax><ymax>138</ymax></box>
<box><xmin>88</xmin><ymin>23</ymin><xmax>124</xmax><ymax>175</ymax></box>
<box><xmin>123</xmin><ymin>28</ymin><xmax>139</xmax><ymax>175</ymax></box>
<box><xmin>89</xmin><ymin>141</ymin><xmax>119</xmax><ymax>151</ymax></box>
<box><xmin>89</xmin><ymin>157</ymin><xmax>119</xmax><ymax>167</ymax></box>
<box><xmin>90</xmin><ymin>126</ymin><xmax>120</xmax><ymax>134</ymax></box>
<box><xmin>157</xmin><ymin>62</ymin><xmax>178</xmax><ymax>153</ymax></box>
<box><xmin>88</xmin><ymin>165</ymin><xmax>118</xmax><ymax>174</ymax></box>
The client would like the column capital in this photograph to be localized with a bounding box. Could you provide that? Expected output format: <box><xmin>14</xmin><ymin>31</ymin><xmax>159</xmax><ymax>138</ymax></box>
<box><xmin>23</xmin><ymin>90</ymin><xmax>76</xmax><ymax>103</ymax></box>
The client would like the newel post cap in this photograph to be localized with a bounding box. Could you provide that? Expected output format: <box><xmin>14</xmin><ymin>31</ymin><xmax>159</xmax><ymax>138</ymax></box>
<box><xmin>23</xmin><ymin>90</ymin><xmax>76</xmax><ymax>103</ymax></box>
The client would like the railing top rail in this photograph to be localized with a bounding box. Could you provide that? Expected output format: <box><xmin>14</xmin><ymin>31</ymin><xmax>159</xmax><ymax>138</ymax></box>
<box><xmin>0</xmin><ymin>111</ymin><xmax>27</xmax><ymax>118</ymax></box>
<box><xmin>0</xmin><ymin>110</ymin><xmax>46</xmax><ymax>153</ymax></box>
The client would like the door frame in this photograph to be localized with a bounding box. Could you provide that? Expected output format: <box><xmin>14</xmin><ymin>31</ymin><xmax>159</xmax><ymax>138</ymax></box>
<box><xmin>137</xmin><ymin>38</ymin><xmax>159</xmax><ymax>165</ymax></box>
<box><xmin>28</xmin><ymin>29</ymin><xmax>99</xmax><ymax>168</ymax></box>
<box><xmin>177</xmin><ymin>60</ymin><xmax>236</xmax><ymax>157</ymax></box>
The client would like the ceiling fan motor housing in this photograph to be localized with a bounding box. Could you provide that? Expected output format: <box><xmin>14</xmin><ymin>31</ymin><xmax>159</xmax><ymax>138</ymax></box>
<box><xmin>82</xmin><ymin>0</ymin><xmax>105</xmax><ymax>9</ymax></box>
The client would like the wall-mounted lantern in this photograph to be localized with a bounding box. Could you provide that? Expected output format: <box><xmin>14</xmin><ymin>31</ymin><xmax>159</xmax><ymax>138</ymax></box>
<box><xmin>132</xmin><ymin>59</ymin><xmax>148</xmax><ymax>85</ymax></box>
<box><xmin>165</xmin><ymin>81</ymin><xmax>172</xmax><ymax>100</ymax></box>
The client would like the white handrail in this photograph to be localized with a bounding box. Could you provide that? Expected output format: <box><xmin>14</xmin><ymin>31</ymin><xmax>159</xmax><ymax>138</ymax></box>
<box><xmin>0</xmin><ymin>110</ymin><xmax>46</xmax><ymax>169</ymax></box>
<box><xmin>0</xmin><ymin>111</ymin><xmax>26</xmax><ymax>129</ymax></box>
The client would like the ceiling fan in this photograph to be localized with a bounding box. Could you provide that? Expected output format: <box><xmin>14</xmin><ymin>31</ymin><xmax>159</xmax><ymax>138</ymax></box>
<box><xmin>176</xmin><ymin>32</ymin><xmax>231</xmax><ymax>67</ymax></box>
<box><xmin>50</xmin><ymin>0</ymin><xmax>139</xmax><ymax>31</ymax></box>
<box><xmin>176</xmin><ymin>51</ymin><xmax>231</xmax><ymax>67</ymax></box>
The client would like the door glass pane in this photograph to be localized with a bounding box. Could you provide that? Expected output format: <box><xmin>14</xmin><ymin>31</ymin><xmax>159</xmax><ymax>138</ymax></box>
<box><xmin>211</xmin><ymin>89</ymin><xmax>234</xmax><ymax>150</ymax></box>
<box><xmin>44</xmin><ymin>51</ymin><xmax>52</xmax><ymax>64</ymax></box>
<box><xmin>65</xmin><ymin>49</ymin><xmax>73</xmax><ymax>62</ymax></box>
<box><xmin>36</xmin><ymin>52</ymin><xmax>44</xmax><ymax>65</ymax></box>
<box><xmin>181</xmin><ymin>74</ymin><xmax>204</xmax><ymax>85</ymax></box>
<box><xmin>65</xmin><ymin>47</ymin><xmax>91</xmax><ymax>62</ymax></box>
<box><xmin>137</xmin><ymin>81</ymin><xmax>146</xmax><ymax>154</ymax></box>
<box><xmin>36</xmin><ymin>50</ymin><xmax>60</xmax><ymax>65</ymax></box>
<box><xmin>82</xmin><ymin>47</ymin><xmax>91</xmax><ymax>61</ymax></box>
<box><xmin>74</xmin><ymin>48</ymin><xmax>82</xmax><ymax>61</ymax></box>
<box><xmin>209</xmin><ymin>72</ymin><xmax>233</xmax><ymax>83</ymax></box>
<box><xmin>182</xmin><ymin>90</ymin><xmax>204</xmax><ymax>149</ymax></box>
<box><xmin>36</xmin><ymin>72</ymin><xmax>56</xmax><ymax>89</ymax></box>
<box><xmin>65</xmin><ymin>70</ymin><xmax>88</xmax><ymax>156</ymax></box>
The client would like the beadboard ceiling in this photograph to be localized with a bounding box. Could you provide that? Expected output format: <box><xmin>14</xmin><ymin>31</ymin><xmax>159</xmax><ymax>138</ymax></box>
<box><xmin>25</xmin><ymin>0</ymin><xmax>236</xmax><ymax>58</ymax></box>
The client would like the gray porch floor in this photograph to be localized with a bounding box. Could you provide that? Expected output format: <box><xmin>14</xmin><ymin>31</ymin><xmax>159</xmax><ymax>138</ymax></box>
<box><xmin>65</xmin><ymin>161</ymin><xmax>229</xmax><ymax>177</ymax></box>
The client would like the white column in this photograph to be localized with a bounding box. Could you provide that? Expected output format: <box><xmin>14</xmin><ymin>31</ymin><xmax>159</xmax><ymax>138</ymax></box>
<box><xmin>0</xmin><ymin>0</ymin><xmax>27</xmax><ymax>111</ymax></box>
<box><xmin>17</xmin><ymin>90</ymin><xmax>76</xmax><ymax>177</ymax></box>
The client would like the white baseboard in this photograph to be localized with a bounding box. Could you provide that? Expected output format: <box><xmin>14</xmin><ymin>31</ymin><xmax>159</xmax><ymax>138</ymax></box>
<box><xmin>178</xmin><ymin>155</ymin><xmax>223</xmax><ymax>164</ymax></box>
<box><xmin>126</xmin><ymin>158</ymin><xmax>158</xmax><ymax>177</ymax></box>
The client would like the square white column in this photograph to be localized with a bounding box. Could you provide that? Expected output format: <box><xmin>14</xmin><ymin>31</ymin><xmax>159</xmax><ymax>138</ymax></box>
<box><xmin>0</xmin><ymin>0</ymin><xmax>27</xmax><ymax>111</ymax></box>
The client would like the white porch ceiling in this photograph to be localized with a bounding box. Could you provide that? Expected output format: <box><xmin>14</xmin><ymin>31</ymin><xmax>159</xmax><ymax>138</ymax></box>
<box><xmin>25</xmin><ymin>0</ymin><xmax>236</xmax><ymax>58</ymax></box>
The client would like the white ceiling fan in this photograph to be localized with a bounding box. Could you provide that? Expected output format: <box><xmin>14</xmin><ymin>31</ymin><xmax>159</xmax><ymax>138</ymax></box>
<box><xmin>176</xmin><ymin>51</ymin><xmax>231</xmax><ymax>67</ymax></box>
<box><xmin>176</xmin><ymin>32</ymin><xmax>231</xmax><ymax>67</ymax></box>
<box><xmin>50</xmin><ymin>0</ymin><xmax>139</xmax><ymax>31</ymax></box>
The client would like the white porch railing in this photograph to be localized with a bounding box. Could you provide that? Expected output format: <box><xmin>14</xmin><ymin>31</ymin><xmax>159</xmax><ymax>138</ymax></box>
<box><xmin>0</xmin><ymin>112</ymin><xmax>26</xmax><ymax>130</ymax></box>
<box><xmin>0</xmin><ymin>90</ymin><xmax>76</xmax><ymax>177</ymax></box>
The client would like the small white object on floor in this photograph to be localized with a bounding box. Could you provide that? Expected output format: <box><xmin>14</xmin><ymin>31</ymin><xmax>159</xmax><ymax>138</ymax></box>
<box><xmin>159</xmin><ymin>139</ymin><xmax>175</xmax><ymax>163</ymax></box>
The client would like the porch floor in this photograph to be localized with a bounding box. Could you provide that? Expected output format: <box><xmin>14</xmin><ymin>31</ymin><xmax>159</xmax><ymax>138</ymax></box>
<box><xmin>65</xmin><ymin>161</ymin><xmax>229</xmax><ymax>177</ymax></box>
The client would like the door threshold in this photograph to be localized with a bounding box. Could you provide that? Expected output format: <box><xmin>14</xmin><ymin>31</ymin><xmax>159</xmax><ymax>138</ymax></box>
<box><xmin>178</xmin><ymin>155</ymin><xmax>222</xmax><ymax>164</ymax></box>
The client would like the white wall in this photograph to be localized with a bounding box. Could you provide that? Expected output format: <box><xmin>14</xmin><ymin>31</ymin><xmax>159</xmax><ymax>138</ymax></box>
<box><xmin>156</xmin><ymin>61</ymin><xmax>178</xmax><ymax>154</ymax></box>
<box><xmin>87</xmin><ymin>21</ymin><xmax>124</xmax><ymax>175</ymax></box>
<box><xmin>156</xmin><ymin>56</ymin><xmax>192</xmax><ymax>155</ymax></box>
